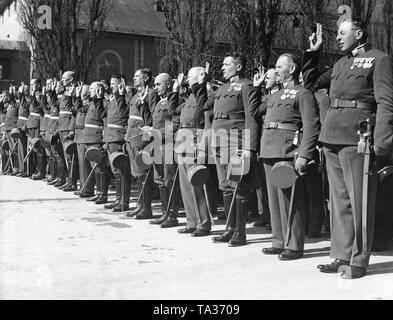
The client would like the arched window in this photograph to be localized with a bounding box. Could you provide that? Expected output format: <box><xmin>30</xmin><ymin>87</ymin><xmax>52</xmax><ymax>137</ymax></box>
<box><xmin>97</xmin><ymin>50</ymin><xmax>123</xmax><ymax>81</ymax></box>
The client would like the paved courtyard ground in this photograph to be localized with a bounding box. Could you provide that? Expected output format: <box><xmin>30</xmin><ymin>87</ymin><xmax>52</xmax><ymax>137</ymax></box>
<box><xmin>0</xmin><ymin>175</ymin><xmax>393</xmax><ymax>300</ymax></box>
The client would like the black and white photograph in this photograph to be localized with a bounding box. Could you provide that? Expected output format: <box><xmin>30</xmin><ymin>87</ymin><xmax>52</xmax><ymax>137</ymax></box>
<box><xmin>0</xmin><ymin>0</ymin><xmax>393</xmax><ymax>304</ymax></box>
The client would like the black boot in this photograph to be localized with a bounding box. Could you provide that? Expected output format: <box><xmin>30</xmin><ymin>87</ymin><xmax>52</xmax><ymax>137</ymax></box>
<box><xmin>213</xmin><ymin>193</ymin><xmax>236</xmax><ymax>243</ymax></box>
<box><xmin>150</xmin><ymin>186</ymin><xmax>169</xmax><ymax>225</ymax></box>
<box><xmin>32</xmin><ymin>152</ymin><xmax>46</xmax><ymax>181</ymax></box>
<box><xmin>105</xmin><ymin>176</ymin><xmax>121</xmax><ymax>209</ymax></box>
<box><xmin>127</xmin><ymin>177</ymin><xmax>144</xmax><ymax>217</ymax></box>
<box><xmin>134</xmin><ymin>176</ymin><xmax>154</xmax><ymax>220</ymax></box>
<box><xmin>54</xmin><ymin>158</ymin><xmax>66</xmax><ymax>187</ymax></box>
<box><xmin>228</xmin><ymin>195</ymin><xmax>248</xmax><ymax>247</ymax></box>
<box><xmin>113</xmin><ymin>175</ymin><xmax>131</xmax><ymax>212</ymax></box>
<box><xmin>96</xmin><ymin>170</ymin><xmax>109</xmax><ymax>205</ymax></box>
<box><xmin>161</xmin><ymin>182</ymin><xmax>180</xmax><ymax>228</ymax></box>
<box><xmin>47</xmin><ymin>157</ymin><xmax>57</xmax><ymax>183</ymax></box>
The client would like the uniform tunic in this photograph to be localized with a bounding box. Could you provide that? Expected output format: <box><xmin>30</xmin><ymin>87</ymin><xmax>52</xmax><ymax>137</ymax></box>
<box><xmin>193</xmin><ymin>79</ymin><xmax>260</xmax><ymax>195</ymax></box>
<box><xmin>302</xmin><ymin>46</ymin><xmax>393</xmax><ymax>268</ymax></box>
<box><xmin>255</xmin><ymin>82</ymin><xmax>320</xmax><ymax>251</ymax></box>
<box><xmin>168</xmin><ymin>90</ymin><xmax>211</xmax><ymax>231</ymax></box>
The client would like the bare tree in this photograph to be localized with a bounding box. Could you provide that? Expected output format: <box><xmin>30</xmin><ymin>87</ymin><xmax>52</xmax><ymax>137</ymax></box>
<box><xmin>157</xmin><ymin>0</ymin><xmax>225</xmax><ymax>76</ymax></box>
<box><xmin>223</xmin><ymin>0</ymin><xmax>282</xmax><ymax>73</ymax></box>
<box><xmin>18</xmin><ymin>0</ymin><xmax>111</xmax><ymax>81</ymax></box>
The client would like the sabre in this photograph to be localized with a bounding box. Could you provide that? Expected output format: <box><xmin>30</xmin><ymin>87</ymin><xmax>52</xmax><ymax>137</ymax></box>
<box><xmin>4</xmin><ymin>142</ymin><xmax>17</xmax><ymax>171</ymax></box>
<box><xmin>166</xmin><ymin>166</ymin><xmax>180</xmax><ymax>216</ymax></box>
<box><xmin>126</xmin><ymin>167</ymin><xmax>152</xmax><ymax>217</ymax></box>
<box><xmin>79</xmin><ymin>161</ymin><xmax>100</xmax><ymax>195</ymax></box>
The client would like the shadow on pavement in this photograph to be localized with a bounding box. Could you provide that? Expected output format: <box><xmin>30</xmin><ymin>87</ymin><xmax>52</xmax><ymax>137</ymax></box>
<box><xmin>368</xmin><ymin>261</ymin><xmax>393</xmax><ymax>276</ymax></box>
<box><xmin>302</xmin><ymin>247</ymin><xmax>331</xmax><ymax>259</ymax></box>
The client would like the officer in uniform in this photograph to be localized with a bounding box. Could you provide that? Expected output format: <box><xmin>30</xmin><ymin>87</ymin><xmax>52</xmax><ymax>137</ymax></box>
<box><xmin>58</xmin><ymin>71</ymin><xmax>78</xmax><ymax>191</ymax></box>
<box><xmin>73</xmin><ymin>83</ymin><xmax>95</xmax><ymax>198</ymax></box>
<box><xmin>1</xmin><ymin>90</ymin><xmax>19</xmax><ymax>175</ymax></box>
<box><xmin>26</xmin><ymin>79</ymin><xmax>46</xmax><ymax>181</ymax></box>
<box><xmin>47</xmin><ymin>80</ymin><xmax>67</xmax><ymax>187</ymax></box>
<box><xmin>0</xmin><ymin>92</ymin><xmax>8</xmax><ymax>174</ymax></box>
<box><xmin>105</xmin><ymin>74</ymin><xmax>131</xmax><ymax>212</ymax></box>
<box><xmin>194</xmin><ymin>52</ymin><xmax>260</xmax><ymax>247</ymax></box>
<box><xmin>253</xmin><ymin>54</ymin><xmax>320</xmax><ymax>260</ymax></box>
<box><xmin>168</xmin><ymin>67</ymin><xmax>212</xmax><ymax>237</ymax></box>
<box><xmin>251</xmin><ymin>68</ymin><xmax>278</xmax><ymax>230</ymax></box>
<box><xmin>125</xmin><ymin>68</ymin><xmax>158</xmax><ymax>219</ymax></box>
<box><xmin>82</xmin><ymin>82</ymin><xmax>108</xmax><ymax>204</ymax></box>
<box><xmin>41</xmin><ymin>79</ymin><xmax>56</xmax><ymax>183</ymax></box>
<box><xmin>15</xmin><ymin>83</ymin><xmax>30</xmax><ymax>178</ymax></box>
<box><xmin>303</xmin><ymin>21</ymin><xmax>393</xmax><ymax>278</ymax></box>
<box><xmin>143</xmin><ymin>73</ymin><xmax>180</xmax><ymax>228</ymax></box>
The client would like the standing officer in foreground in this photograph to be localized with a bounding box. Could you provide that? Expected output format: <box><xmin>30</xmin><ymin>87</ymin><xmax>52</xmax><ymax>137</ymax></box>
<box><xmin>303</xmin><ymin>21</ymin><xmax>393</xmax><ymax>279</ymax></box>
<box><xmin>16</xmin><ymin>83</ymin><xmax>30</xmax><ymax>177</ymax></box>
<box><xmin>169</xmin><ymin>68</ymin><xmax>212</xmax><ymax>237</ymax></box>
<box><xmin>82</xmin><ymin>82</ymin><xmax>108</xmax><ymax>203</ymax></box>
<box><xmin>106</xmin><ymin>74</ymin><xmax>131</xmax><ymax>212</ymax></box>
<box><xmin>252</xmin><ymin>54</ymin><xmax>320</xmax><ymax>260</ymax></box>
<box><xmin>58</xmin><ymin>71</ymin><xmax>78</xmax><ymax>191</ymax></box>
<box><xmin>145</xmin><ymin>73</ymin><xmax>181</xmax><ymax>228</ymax></box>
<box><xmin>194</xmin><ymin>52</ymin><xmax>260</xmax><ymax>247</ymax></box>
<box><xmin>27</xmin><ymin>79</ymin><xmax>46</xmax><ymax>181</ymax></box>
<box><xmin>125</xmin><ymin>68</ymin><xmax>158</xmax><ymax>219</ymax></box>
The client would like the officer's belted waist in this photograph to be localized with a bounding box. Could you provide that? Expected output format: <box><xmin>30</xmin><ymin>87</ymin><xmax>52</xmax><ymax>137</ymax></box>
<box><xmin>108</xmin><ymin>124</ymin><xmax>126</xmax><ymax>130</ymax></box>
<box><xmin>180</xmin><ymin>121</ymin><xmax>203</xmax><ymax>129</ymax></box>
<box><xmin>331</xmin><ymin>99</ymin><xmax>376</xmax><ymax>111</ymax></box>
<box><xmin>214</xmin><ymin>112</ymin><xmax>245</xmax><ymax>120</ymax></box>
<box><xmin>85</xmin><ymin>123</ymin><xmax>104</xmax><ymax>130</ymax></box>
<box><xmin>59</xmin><ymin>111</ymin><xmax>73</xmax><ymax>115</ymax></box>
<box><xmin>263</xmin><ymin>122</ymin><xmax>300</xmax><ymax>132</ymax></box>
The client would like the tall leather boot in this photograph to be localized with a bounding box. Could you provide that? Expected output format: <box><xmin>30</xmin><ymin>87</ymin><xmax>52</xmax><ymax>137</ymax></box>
<box><xmin>96</xmin><ymin>171</ymin><xmax>109</xmax><ymax>205</ymax></box>
<box><xmin>32</xmin><ymin>152</ymin><xmax>46</xmax><ymax>180</ymax></box>
<box><xmin>150</xmin><ymin>185</ymin><xmax>169</xmax><ymax>225</ymax></box>
<box><xmin>228</xmin><ymin>195</ymin><xmax>248</xmax><ymax>247</ymax></box>
<box><xmin>127</xmin><ymin>177</ymin><xmax>144</xmax><ymax>217</ymax></box>
<box><xmin>47</xmin><ymin>157</ymin><xmax>57</xmax><ymax>184</ymax></box>
<box><xmin>135</xmin><ymin>179</ymin><xmax>153</xmax><ymax>220</ymax></box>
<box><xmin>161</xmin><ymin>182</ymin><xmax>180</xmax><ymax>228</ymax></box>
<box><xmin>213</xmin><ymin>193</ymin><xmax>236</xmax><ymax>243</ymax></box>
<box><xmin>104</xmin><ymin>176</ymin><xmax>121</xmax><ymax>209</ymax></box>
<box><xmin>54</xmin><ymin>158</ymin><xmax>66</xmax><ymax>187</ymax></box>
<box><xmin>113</xmin><ymin>175</ymin><xmax>131</xmax><ymax>212</ymax></box>
<box><xmin>87</xmin><ymin>171</ymin><xmax>101</xmax><ymax>202</ymax></box>
<box><xmin>64</xmin><ymin>155</ymin><xmax>78</xmax><ymax>191</ymax></box>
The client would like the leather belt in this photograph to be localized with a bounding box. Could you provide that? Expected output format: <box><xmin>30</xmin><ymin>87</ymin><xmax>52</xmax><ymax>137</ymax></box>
<box><xmin>180</xmin><ymin>122</ymin><xmax>201</xmax><ymax>129</ymax></box>
<box><xmin>129</xmin><ymin>115</ymin><xmax>143</xmax><ymax>121</ymax></box>
<box><xmin>214</xmin><ymin>112</ymin><xmax>245</xmax><ymax>120</ymax></box>
<box><xmin>18</xmin><ymin>116</ymin><xmax>28</xmax><ymax>121</ymax></box>
<box><xmin>75</xmin><ymin>126</ymin><xmax>85</xmax><ymax>130</ymax></box>
<box><xmin>29</xmin><ymin>112</ymin><xmax>40</xmax><ymax>117</ymax></box>
<box><xmin>50</xmin><ymin>116</ymin><xmax>59</xmax><ymax>120</ymax></box>
<box><xmin>59</xmin><ymin>111</ymin><xmax>72</xmax><ymax>115</ymax></box>
<box><xmin>108</xmin><ymin>124</ymin><xmax>126</xmax><ymax>129</ymax></box>
<box><xmin>331</xmin><ymin>99</ymin><xmax>376</xmax><ymax>111</ymax></box>
<box><xmin>85</xmin><ymin>124</ymin><xmax>104</xmax><ymax>130</ymax></box>
<box><xmin>264</xmin><ymin>121</ymin><xmax>300</xmax><ymax>132</ymax></box>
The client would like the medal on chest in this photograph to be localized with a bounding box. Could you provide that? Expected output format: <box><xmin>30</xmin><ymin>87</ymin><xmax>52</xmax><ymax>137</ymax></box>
<box><xmin>350</xmin><ymin>57</ymin><xmax>375</xmax><ymax>70</ymax></box>
<box><xmin>280</xmin><ymin>89</ymin><xmax>299</xmax><ymax>100</ymax></box>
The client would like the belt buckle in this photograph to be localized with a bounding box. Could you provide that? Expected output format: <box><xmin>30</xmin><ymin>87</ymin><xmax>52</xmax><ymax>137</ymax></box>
<box><xmin>351</xmin><ymin>100</ymin><xmax>357</xmax><ymax>108</ymax></box>
<box><xmin>223</xmin><ymin>114</ymin><xmax>229</xmax><ymax>120</ymax></box>
<box><xmin>333</xmin><ymin>99</ymin><xmax>339</xmax><ymax>108</ymax></box>
<box><xmin>270</xmin><ymin>122</ymin><xmax>278</xmax><ymax>129</ymax></box>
